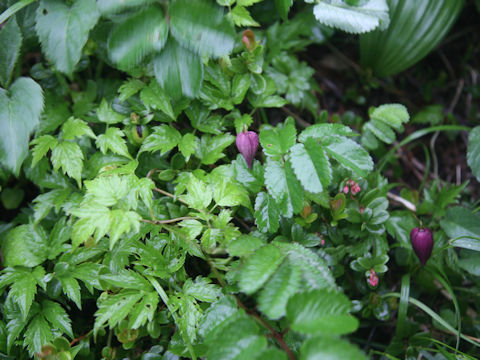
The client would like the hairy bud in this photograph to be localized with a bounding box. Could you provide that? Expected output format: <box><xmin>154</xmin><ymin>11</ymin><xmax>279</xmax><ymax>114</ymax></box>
<box><xmin>410</xmin><ymin>227</ymin><xmax>433</xmax><ymax>266</ymax></box>
<box><xmin>236</xmin><ymin>130</ymin><xmax>259</xmax><ymax>169</ymax></box>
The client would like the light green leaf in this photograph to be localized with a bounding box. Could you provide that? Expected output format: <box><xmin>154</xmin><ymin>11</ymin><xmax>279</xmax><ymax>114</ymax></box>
<box><xmin>140</xmin><ymin>80</ymin><xmax>174</xmax><ymax>119</ymax></box>
<box><xmin>213</xmin><ymin>177</ymin><xmax>250</xmax><ymax>208</ymax></box>
<box><xmin>298</xmin><ymin>123</ymin><xmax>357</xmax><ymax>142</ymax></box>
<box><xmin>139</xmin><ymin>125</ymin><xmax>181</xmax><ymax>154</ymax></box>
<box><xmin>227</xmin><ymin>234</ymin><xmax>265</xmax><ymax>257</ymax></box>
<box><xmin>97</xmin><ymin>0</ymin><xmax>156</xmax><ymax>15</ymax></box>
<box><xmin>154</xmin><ymin>37</ymin><xmax>203</xmax><ymax>99</ymax></box>
<box><xmin>254</xmin><ymin>192</ymin><xmax>280</xmax><ymax>233</ymax></box>
<box><xmin>0</xmin><ymin>17</ymin><xmax>22</xmax><ymax>88</ymax></box>
<box><xmin>197</xmin><ymin>133</ymin><xmax>235</xmax><ymax>165</ymax></box>
<box><xmin>33</xmin><ymin>188</ymin><xmax>71</xmax><ymax>223</ymax></box>
<box><xmin>238</xmin><ymin>244</ymin><xmax>286</xmax><ymax>294</ymax></box>
<box><xmin>182</xmin><ymin>176</ymin><xmax>213</xmax><ymax>210</ymax></box>
<box><xmin>287</xmin><ymin>289</ymin><xmax>359</xmax><ymax>335</ymax></box>
<box><xmin>259</xmin><ymin>119</ymin><xmax>296</xmax><ymax>157</ymax></box>
<box><xmin>467</xmin><ymin>126</ymin><xmax>480</xmax><ymax>181</ymax></box>
<box><xmin>100</xmin><ymin>269</ymin><xmax>152</xmax><ymax>291</ymax></box>
<box><xmin>108</xmin><ymin>5</ymin><xmax>167</xmax><ymax>69</ymax></box>
<box><xmin>42</xmin><ymin>300</ymin><xmax>73</xmax><ymax>338</ymax></box>
<box><xmin>0</xmin><ymin>77</ymin><xmax>43</xmax><ymax>176</ymax></box>
<box><xmin>370</xmin><ymin>104</ymin><xmax>409</xmax><ymax>130</ymax></box>
<box><xmin>51</xmin><ymin>141</ymin><xmax>84</xmax><ymax>187</ymax></box>
<box><xmin>258</xmin><ymin>258</ymin><xmax>301</xmax><ymax>319</ymax></box>
<box><xmin>118</xmin><ymin>78</ymin><xmax>145</xmax><ymax>102</ymax></box>
<box><xmin>313</xmin><ymin>0</ymin><xmax>389</xmax><ymax>34</ymax></box>
<box><xmin>96</xmin><ymin>127</ymin><xmax>132</xmax><ymax>159</ymax></box>
<box><xmin>109</xmin><ymin>209</ymin><xmax>141</xmax><ymax>249</ymax></box>
<box><xmin>289</xmin><ymin>139</ymin><xmax>331</xmax><ymax>194</ymax></box>
<box><xmin>184</xmin><ymin>276</ymin><xmax>221</xmax><ymax>302</ymax></box>
<box><xmin>198</xmin><ymin>295</ymin><xmax>239</xmax><ymax>341</ymax></box>
<box><xmin>178</xmin><ymin>133</ymin><xmax>198</xmax><ymax>160</ymax></box>
<box><xmin>8</xmin><ymin>272</ymin><xmax>38</xmax><ymax>319</ymax></box>
<box><xmin>237</xmin><ymin>0</ymin><xmax>263</xmax><ymax>6</ymax></box>
<box><xmin>230</xmin><ymin>5</ymin><xmax>260</xmax><ymax>27</ymax></box>
<box><xmin>233</xmin><ymin>155</ymin><xmax>264</xmax><ymax>193</ymax></box>
<box><xmin>36</xmin><ymin>0</ymin><xmax>99</xmax><ymax>74</ymax></box>
<box><xmin>30</xmin><ymin>135</ymin><xmax>58</xmax><ymax>167</ymax></box>
<box><xmin>24</xmin><ymin>314</ymin><xmax>53</xmax><ymax>355</ymax></box>
<box><xmin>300</xmin><ymin>336</ymin><xmax>368</xmax><ymax>360</ymax></box>
<box><xmin>323</xmin><ymin>136</ymin><xmax>373</xmax><ymax>177</ymax></box>
<box><xmin>61</xmin><ymin>117</ymin><xmax>96</xmax><ymax>140</ymax></box>
<box><xmin>169</xmin><ymin>0</ymin><xmax>236</xmax><ymax>57</ymax></box>
<box><xmin>96</xmin><ymin>99</ymin><xmax>124</xmax><ymax>124</ymax></box>
<box><xmin>129</xmin><ymin>291</ymin><xmax>159</xmax><ymax>329</ymax></box>
<box><xmin>2</xmin><ymin>224</ymin><xmax>47</xmax><ymax>267</ymax></box>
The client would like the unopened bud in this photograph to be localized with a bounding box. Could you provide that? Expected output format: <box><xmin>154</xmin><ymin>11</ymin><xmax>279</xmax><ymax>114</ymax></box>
<box><xmin>236</xmin><ymin>130</ymin><xmax>259</xmax><ymax>169</ymax></box>
<box><xmin>410</xmin><ymin>227</ymin><xmax>433</xmax><ymax>266</ymax></box>
<box><xmin>343</xmin><ymin>185</ymin><xmax>349</xmax><ymax>194</ymax></box>
<box><xmin>368</xmin><ymin>269</ymin><xmax>378</xmax><ymax>287</ymax></box>
<box><xmin>242</xmin><ymin>29</ymin><xmax>256</xmax><ymax>52</ymax></box>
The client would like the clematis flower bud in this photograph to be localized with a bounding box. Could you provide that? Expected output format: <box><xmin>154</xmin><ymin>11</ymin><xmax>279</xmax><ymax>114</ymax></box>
<box><xmin>368</xmin><ymin>269</ymin><xmax>378</xmax><ymax>287</ymax></box>
<box><xmin>236</xmin><ymin>130</ymin><xmax>259</xmax><ymax>169</ymax></box>
<box><xmin>410</xmin><ymin>227</ymin><xmax>433</xmax><ymax>266</ymax></box>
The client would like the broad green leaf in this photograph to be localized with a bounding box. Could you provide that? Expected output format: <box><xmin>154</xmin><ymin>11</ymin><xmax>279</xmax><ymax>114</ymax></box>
<box><xmin>182</xmin><ymin>176</ymin><xmax>213</xmax><ymax>210</ymax></box>
<box><xmin>230</xmin><ymin>5</ymin><xmax>260</xmax><ymax>27</ymax></box>
<box><xmin>370</xmin><ymin>104</ymin><xmax>409</xmax><ymax>130</ymax></box>
<box><xmin>258</xmin><ymin>258</ymin><xmax>301</xmax><ymax>319</ymax></box>
<box><xmin>289</xmin><ymin>139</ymin><xmax>331</xmax><ymax>194</ymax></box>
<box><xmin>169</xmin><ymin>0</ymin><xmax>235</xmax><ymax>57</ymax></box>
<box><xmin>154</xmin><ymin>37</ymin><xmax>203</xmax><ymax>99</ymax></box>
<box><xmin>259</xmin><ymin>119</ymin><xmax>296</xmax><ymax>156</ymax></box>
<box><xmin>441</xmin><ymin>207</ymin><xmax>480</xmax><ymax>251</ymax></box>
<box><xmin>140</xmin><ymin>80</ymin><xmax>174</xmax><ymax>120</ymax></box>
<box><xmin>61</xmin><ymin>117</ymin><xmax>96</xmax><ymax>140</ymax></box>
<box><xmin>30</xmin><ymin>135</ymin><xmax>58</xmax><ymax>167</ymax></box>
<box><xmin>386</xmin><ymin>211</ymin><xmax>417</xmax><ymax>249</ymax></box>
<box><xmin>323</xmin><ymin>136</ymin><xmax>373</xmax><ymax>177</ymax></box>
<box><xmin>97</xmin><ymin>0</ymin><xmax>156</xmax><ymax>14</ymax></box>
<box><xmin>300</xmin><ymin>336</ymin><xmax>368</xmax><ymax>360</ymax></box>
<box><xmin>41</xmin><ymin>300</ymin><xmax>73</xmax><ymax>338</ymax></box>
<box><xmin>36</xmin><ymin>0</ymin><xmax>99</xmax><ymax>74</ymax></box>
<box><xmin>24</xmin><ymin>314</ymin><xmax>53</xmax><ymax>355</ymax></box>
<box><xmin>0</xmin><ymin>17</ymin><xmax>22</xmax><ymax>88</ymax></box>
<box><xmin>51</xmin><ymin>141</ymin><xmax>84</xmax><ymax>187</ymax></box>
<box><xmin>139</xmin><ymin>125</ymin><xmax>181</xmax><ymax>154</ymax></box>
<box><xmin>184</xmin><ymin>277</ymin><xmax>221</xmax><ymax>302</ymax></box>
<box><xmin>178</xmin><ymin>133</ymin><xmax>198</xmax><ymax>160</ymax></box>
<box><xmin>0</xmin><ymin>77</ymin><xmax>43</xmax><ymax>176</ymax></box>
<box><xmin>238</xmin><ymin>244</ymin><xmax>286</xmax><ymax>294</ymax></box>
<box><xmin>254</xmin><ymin>192</ymin><xmax>280</xmax><ymax>233</ymax></box>
<box><xmin>2</xmin><ymin>224</ymin><xmax>47</xmax><ymax>267</ymax></box>
<box><xmin>96</xmin><ymin>99</ymin><xmax>124</xmax><ymax>124</ymax></box>
<box><xmin>313</xmin><ymin>0</ymin><xmax>389</xmax><ymax>34</ymax></box>
<box><xmin>458</xmin><ymin>251</ymin><xmax>480</xmax><ymax>276</ymax></box>
<box><xmin>227</xmin><ymin>234</ymin><xmax>265</xmax><ymax>257</ymax></box>
<box><xmin>286</xmin><ymin>289</ymin><xmax>359</xmax><ymax>335</ymax></box>
<box><xmin>198</xmin><ymin>296</ymin><xmax>239</xmax><ymax>340</ymax></box>
<box><xmin>264</xmin><ymin>158</ymin><xmax>303</xmax><ymax>217</ymax></box>
<box><xmin>298</xmin><ymin>123</ymin><xmax>356</xmax><ymax>142</ymax></box>
<box><xmin>467</xmin><ymin>126</ymin><xmax>480</xmax><ymax>181</ymax></box>
<box><xmin>96</xmin><ymin>127</ymin><xmax>132</xmax><ymax>159</ymax></box>
<box><xmin>197</xmin><ymin>134</ymin><xmax>235</xmax><ymax>165</ymax></box>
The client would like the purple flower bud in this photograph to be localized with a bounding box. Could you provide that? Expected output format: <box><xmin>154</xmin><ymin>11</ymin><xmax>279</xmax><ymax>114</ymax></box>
<box><xmin>236</xmin><ymin>130</ymin><xmax>259</xmax><ymax>169</ymax></box>
<box><xmin>410</xmin><ymin>227</ymin><xmax>434</xmax><ymax>266</ymax></box>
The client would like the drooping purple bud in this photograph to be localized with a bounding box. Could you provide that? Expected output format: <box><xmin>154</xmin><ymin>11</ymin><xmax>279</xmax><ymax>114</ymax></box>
<box><xmin>410</xmin><ymin>227</ymin><xmax>434</xmax><ymax>266</ymax></box>
<box><xmin>236</xmin><ymin>130</ymin><xmax>259</xmax><ymax>169</ymax></box>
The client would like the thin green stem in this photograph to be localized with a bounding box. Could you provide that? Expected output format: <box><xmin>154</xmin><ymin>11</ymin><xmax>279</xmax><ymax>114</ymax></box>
<box><xmin>0</xmin><ymin>0</ymin><xmax>36</xmax><ymax>25</ymax></box>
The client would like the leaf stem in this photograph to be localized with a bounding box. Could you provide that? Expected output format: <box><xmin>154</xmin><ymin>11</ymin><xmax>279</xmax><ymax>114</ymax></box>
<box><xmin>153</xmin><ymin>187</ymin><xmax>189</xmax><ymax>205</ymax></box>
<box><xmin>0</xmin><ymin>0</ymin><xmax>36</xmax><ymax>25</ymax></box>
<box><xmin>141</xmin><ymin>216</ymin><xmax>196</xmax><ymax>225</ymax></box>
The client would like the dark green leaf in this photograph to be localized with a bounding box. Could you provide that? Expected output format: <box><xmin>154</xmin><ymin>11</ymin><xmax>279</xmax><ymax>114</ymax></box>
<box><xmin>97</xmin><ymin>0</ymin><xmax>156</xmax><ymax>15</ymax></box>
<box><xmin>275</xmin><ymin>0</ymin><xmax>293</xmax><ymax>20</ymax></box>
<box><xmin>0</xmin><ymin>17</ymin><xmax>22</xmax><ymax>88</ymax></box>
<box><xmin>42</xmin><ymin>300</ymin><xmax>73</xmax><ymax>338</ymax></box>
<box><xmin>100</xmin><ymin>269</ymin><xmax>152</xmax><ymax>291</ymax></box>
<box><xmin>300</xmin><ymin>336</ymin><xmax>368</xmax><ymax>360</ymax></box>
<box><xmin>441</xmin><ymin>207</ymin><xmax>480</xmax><ymax>251</ymax></box>
<box><xmin>323</xmin><ymin>136</ymin><xmax>373</xmax><ymax>177</ymax></box>
<box><xmin>139</xmin><ymin>125</ymin><xmax>181</xmax><ymax>155</ymax></box>
<box><xmin>140</xmin><ymin>80</ymin><xmax>175</xmax><ymax>119</ymax></box>
<box><xmin>467</xmin><ymin>126</ymin><xmax>480</xmax><ymax>181</ymax></box>
<box><xmin>196</xmin><ymin>133</ymin><xmax>235</xmax><ymax>165</ymax></box>
<box><xmin>227</xmin><ymin>234</ymin><xmax>265</xmax><ymax>257</ymax></box>
<box><xmin>254</xmin><ymin>192</ymin><xmax>281</xmax><ymax>233</ymax></box>
<box><xmin>24</xmin><ymin>314</ymin><xmax>53</xmax><ymax>355</ymax></box>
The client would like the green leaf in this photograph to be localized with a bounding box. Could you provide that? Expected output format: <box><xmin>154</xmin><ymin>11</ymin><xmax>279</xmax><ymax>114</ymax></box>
<box><xmin>154</xmin><ymin>37</ymin><xmax>203</xmax><ymax>99</ymax></box>
<box><xmin>51</xmin><ymin>141</ymin><xmax>84</xmax><ymax>187</ymax></box>
<box><xmin>259</xmin><ymin>119</ymin><xmax>296</xmax><ymax>157</ymax></box>
<box><xmin>169</xmin><ymin>0</ymin><xmax>235</xmax><ymax>57</ymax></box>
<box><xmin>182</xmin><ymin>176</ymin><xmax>213</xmax><ymax>210</ymax></box>
<box><xmin>101</xmin><ymin>269</ymin><xmax>152</xmax><ymax>291</ymax></box>
<box><xmin>230</xmin><ymin>5</ymin><xmax>260</xmax><ymax>27</ymax></box>
<box><xmin>184</xmin><ymin>276</ymin><xmax>221</xmax><ymax>302</ymax></box>
<box><xmin>140</xmin><ymin>80</ymin><xmax>175</xmax><ymax>120</ymax></box>
<box><xmin>118</xmin><ymin>78</ymin><xmax>144</xmax><ymax>102</ymax></box>
<box><xmin>288</xmin><ymin>139</ymin><xmax>331</xmax><ymax>194</ymax></box>
<box><xmin>97</xmin><ymin>0</ymin><xmax>156</xmax><ymax>15</ymax></box>
<box><xmin>41</xmin><ymin>300</ymin><xmax>73</xmax><ymax>338</ymax></box>
<box><xmin>2</xmin><ymin>224</ymin><xmax>47</xmax><ymax>267</ymax></box>
<box><xmin>264</xmin><ymin>158</ymin><xmax>303</xmax><ymax>217</ymax></box>
<box><xmin>139</xmin><ymin>125</ymin><xmax>181</xmax><ymax>154</ymax></box>
<box><xmin>30</xmin><ymin>135</ymin><xmax>58</xmax><ymax>167</ymax></box>
<box><xmin>96</xmin><ymin>127</ymin><xmax>132</xmax><ymax>159</ymax></box>
<box><xmin>36</xmin><ymin>0</ymin><xmax>99</xmax><ymax>74</ymax></box>
<box><xmin>287</xmin><ymin>289</ymin><xmax>359</xmax><ymax>335</ymax></box>
<box><xmin>178</xmin><ymin>133</ymin><xmax>198</xmax><ymax>161</ymax></box>
<box><xmin>254</xmin><ymin>192</ymin><xmax>280</xmax><ymax>233</ymax></box>
<box><xmin>233</xmin><ymin>155</ymin><xmax>264</xmax><ymax>193</ymax></box>
<box><xmin>237</xmin><ymin>0</ymin><xmax>263</xmax><ymax>5</ymax></box>
<box><xmin>61</xmin><ymin>117</ymin><xmax>96</xmax><ymax>140</ymax></box>
<box><xmin>300</xmin><ymin>336</ymin><xmax>368</xmax><ymax>360</ymax></box>
<box><xmin>238</xmin><ymin>244</ymin><xmax>286</xmax><ymax>294</ymax></box>
<box><xmin>275</xmin><ymin>0</ymin><xmax>293</xmax><ymax>20</ymax></box>
<box><xmin>441</xmin><ymin>207</ymin><xmax>480</xmax><ymax>251</ymax></box>
<box><xmin>213</xmin><ymin>177</ymin><xmax>250</xmax><ymax>207</ymax></box>
<box><xmin>24</xmin><ymin>314</ymin><xmax>53</xmax><ymax>355</ymax></box>
<box><xmin>129</xmin><ymin>291</ymin><xmax>159</xmax><ymax>329</ymax></box>
<box><xmin>258</xmin><ymin>258</ymin><xmax>301</xmax><ymax>320</ymax></box>
<box><xmin>386</xmin><ymin>211</ymin><xmax>418</xmax><ymax>249</ymax></box>
<box><xmin>109</xmin><ymin>209</ymin><xmax>141</xmax><ymax>249</ymax></box>
<box><xmin>33</xmin><ymin>188</ymin><xmax>71</xmax><ymax>223</ymax></box>
<box><xmin>0</xmin><ymin>17</ymin><xmax>22</xmax><ymax>88</ymax></box>
<box><xmin>323</xmin><ymin>136</ymin><xmax>373</xmax><ymax>177</ymax></box>
<box><xmin>0</xmin><ymin>77</ymin><xmax>43</xmax><ymax>176</ymax></box>
<box><xmin>108</xmin><ymin>5</ymin><xmax>167</xmax><ymax>69</ymax></box>
<box><xmin>197</xmin><ymin>133</ymin><xmax>235</xmax><ymax>165</ymax></box>
<box><xmin>96</xmin><ymin>99</ymin><xmax>124</xmax><ymax>124</ymax></box>
<box><xmin>313</xmin><ymin>0</ymin><xmax>389</xmax><ymax>34</ymax></box>
<box><xmin>467</xmin><ymin>126</ymin><xmax>480</xmax><ymax>181</ymax></box>
<box><xmin>8</xmin><ymin>271</ymin><xmax>38</xmax><ymax>319</ymax></box>
<box><xmin>58</xmin><ymin>274</ymin><xmax>81</xmax><ymax>308</ymax></box>
<box><xmin>298</xmin><ymin>123</ymin><xmax>357</xmax><ymax>142</ymax></box>
<box><xmin>227</xmin><ymin>234</ymin><xmax>265</xmax><ymax>257</ymax></box>
<box><xmin>364</xmin><ymin>104</ymin><xmax>409</xmax><ymax>144</ymax></box>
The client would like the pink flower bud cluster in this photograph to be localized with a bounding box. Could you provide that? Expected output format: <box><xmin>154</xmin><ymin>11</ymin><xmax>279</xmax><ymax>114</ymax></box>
<box><xmin>368</xmin><ymin>269</ymin><xmax>378</xmax><ymax>287</ymax></box>
<box><xmin>343</xmin><ymin>180</ymin><xmax>361</xmax><ymax>195</ymax></box>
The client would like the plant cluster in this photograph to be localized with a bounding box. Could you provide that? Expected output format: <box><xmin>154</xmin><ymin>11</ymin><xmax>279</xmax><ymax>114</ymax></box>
<box><xmin>0</xmin><ymin>0</ymin><xmax>480</xmax><ymax>359</ymax></box>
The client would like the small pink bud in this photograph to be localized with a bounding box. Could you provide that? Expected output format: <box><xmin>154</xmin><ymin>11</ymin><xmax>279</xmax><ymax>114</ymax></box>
<box><xmin>242</xmin><ymin>29</ymin><xmax>256</xmax><ymax>52</ymax></box>
<box><xmin>368</xmin><ymin>269</ymin><xmax>378</xmax><ymax>287</ymax></box>
<box><xmin>351</xmin><ymin>184</ymin><xmax>361</xmax><ymax>195</ymax></box>
<box><xmin>343</xmin><ymin>185</ymin><xmax>349</xmax><ymax>194</ymax></box>
<box><xmin>359</xmin><ymin>206</ymin><xmax>364</xmax><ymax>214</ymax></box>
<box><xmin>410</xmin><ymin>227</ymin><xmax>434</xmax><ymax>267</ymax></box>
<box><xmin>236</xmin><ymin>130</ymin><xmax>259</xmax><ymax>169</ymax></box>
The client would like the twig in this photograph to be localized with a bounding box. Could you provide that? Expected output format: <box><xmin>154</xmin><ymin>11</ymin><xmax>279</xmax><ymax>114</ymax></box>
<box><xmin>70</xmin><ymin>330</ymin><xmax>92</xmax><ymax>347</ymax></box>
<box><xmin>387</xmin><ymin>192</ymin><xmax>417</xmax><ymax>212</ymax></box>
<box><xmin>141</xmin><ymin>217</ymin><xmax>196</xmax><ymax>225</ymax></box>
<box><xmin>153</xmin><ymin>187</ymin><xmax>189</xmax><ymax>205</ymax></box>
<box><xmin>447</xmin><ymin>79</ymin><xmax>464</xmax><ymax>114</ymax></box>
<box><xmin>281</xmin><ymin>106</ymin><xmax>310</xmax><ymax>128</ymax></box>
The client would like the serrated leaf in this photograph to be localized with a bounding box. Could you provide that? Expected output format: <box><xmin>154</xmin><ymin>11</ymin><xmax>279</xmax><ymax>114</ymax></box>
<box><xmin>169</xmin><ymin>0</ymin><xmax>236</xmax><ymax>57</ymax></box>
<box><xmin>258</xmin><ymin>258</ymin><xmax>301</xmax><ymax>319</ymax></box>
<box><xmin>289</xmin><ymin>139</ymin><xmax>331</xmax><ymax>194</ymax></box>
<box><xmin>197</xmin><ymin>133</ymin><xmax>235</xmax><ymax>165</ymax></box>
<box><xmin>213</xmin><ymin>177</ymin><xmax>250</xmax><ymax>207</ymax></box>
<box><xmin>287</xmin><ymin>289</ymin><xmax>359</xmax><ymax>335</ymax></box>
<box><xmin>96</xmin><ymin>99</ymin><xmax>124</xmax><ymax>124</ymax></box>
<box><xmin>238</xmin><ymin>244</ymin><xmax>286</xmax><ymax>294</ymax></box>
<box><xmin>233</xmin><ymin>155</ymin><xmax>264</xmax><ymax>193</ymax></box>
<box><xmin>58</xmin><ymin>275</ymin><xmax>81</xmax><ymax>308</ymax></box>
<box><xmin>109</xmin><ymin>209</ymin><xmax>141</xmax><ymax>249</ymax></box>
<box><xmin>140</xmin><ymin>80</ymin><xmax>175</xmax><ymax>119</ymax></box>
<box><xmin>139</xmin><ymin>125</ymin><xmax>181</xmax><ymax>154</ymax></box>
<box><xmin>254</xmin><ymin>192</ymin><xmax>280</xmax><ymax>233</ymax></box>
<box><xmin>24</xmin><ymin>314</ymin><xmax>53</xmax><ymax>355</ymax></box>
<box><xmin>96</xmin><ymin>127</ymin><xmax>132</xmax><ymax>159</ymax></box>
<box><xmin>230</xmin><ymin>5</ymin><xmax>260</xmax><ymax>27</ymax></box>
<box><xmin>2</xmin><ymin>224</ymin><xmax>48</xmax><ymax>268</ymax></box>
<box><xmin>370</xmin><ymin>104</ymin><xmax>409</xmax><ymax>130</ymax></box>
<box><xmin>9</xmin><ymin>273</ymin><xmax>37</xmax><ymax>320</ymax></box>
<box><xmin>264</xmin><ymin>158</ymin><xmax>303</xmax><ymax>217</ymax></box>
<box><xmin>300</xmin><ymin>336</ymin><xmax>368</xmax><ymax>360</ymax></box>
<box><xmin>118</xmin><ymin>78</ymin><xmax>144</xmax><ymax>102</ymax></box>
<box><xmin>467</xmin><ymin>126</ymin><xmax>480</xmax><ymax>181</ymax></box>
<box><xmin>313</xmin><ymin>0</ymin><xmax>389</xmax><ymax>34</ymax></box>
<box><xmin>154</xmin><ymin>37</ymin><xmax>203</xmax><ymax>99</ymax></box>
<box><xmin>227</xmin><ymin>234</ymin><xmax>265</xmax><ymax>257</ymax></box>
<box><xmin>97</xmin><ymin>0</ymin><xmax>156</xmax><ymax>15</ymax></box>
<box><xmin>42</xmin><ymin>300</ymin><xmax>73</xmax><ymax>338</ymax></box>
<box><xmin>178</xmin><ymin>133</ymin><xmax>198</xmax><ymax>160</ymax></box>
<box><xmin>198</xmin><ymin>295</ymin><xmax>239</xmax><ymax>341</ymax></box>
<box><xmin>259</xmin><ymin>120</ymin><xmax>296</xmax><ymax>156</ymax></box>
<box><xmin>30</xmin><ymin>135</ymin><xmax>58</xmax><ymax>167</ymax></box>
<box><xmin>51</xmin><ymin>141</ymin><xmax>84</xmax><ymax>187</ymax></box>
<box><xmin>36</xmin><ymin>0</ymin><xmax>99</xmax><ymax>74</ymax></box>
<box><xmin>108</xmin><ymin>6</ymin><xmax>167</xmax><ymax>69</ymax></box>
<box><xmin>61</xmin><ymin>117</ymin><xmax>96</xmax><ymax>140</ymax></box>
<box><xmin>129</xmin><ymin>291</ymin><xmax>159</xmax><ymax>329</ymax></box>
<box><xmin>0</xmin><ymin>17</ymin><xmax>22</xmax><ymax>88</ymax></box>
<box><xmin>181</xmin><ymin>176</ymin><xmax>213</xmax><ymax>210</ymax></box>
<box><xmin>323</xmin><ymin>136</ymin><xmax>373</xmax><ymax>177</ymax></box>
<box><xmin>33</xmin><ymin>188</ymin><xmax>71</xmax><ymax>223</ymax></box>
<box><xmin>184</xmin><ymin>277</ymin><xmax>221</xmax><ymax>302</ymax></box>
<box><xmin>100</xmin><ymin>269</ymin><xmax>152</xmax><ymax>291</ymax></box>
<box><xmin>298</xmin><ymin>123</ymin><xmax>357</xmax><ymax>142</ymax></box>
<box><xmin>0</xmin><ymin>77</ymin><xmax>43</xmax><ymax>176</ymax></box>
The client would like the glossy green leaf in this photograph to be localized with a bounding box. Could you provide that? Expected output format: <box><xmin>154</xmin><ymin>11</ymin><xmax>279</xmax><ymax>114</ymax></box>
<box><xmin>100</xmin><ymin>269</ymin><xmax>152</xmax><ymax>291</ymax></box>
<box><xmin>467</xmin><ymin>126</ymin><xmax>480</xmax><ymax>182</ymax></box>
<box><xmin>289</xmin><ymin>139</ymin><xmax>331</xmax><ymax>194</ymax></box>
<box><xmin>254</xmin><ymin>192</ymin><xmax>281</xmax><ymax>233</ymax></box>
<box><xmin>154</xmin><ymin>37</ymin><xmax>203</xmax><ymax>99</ymax></box>
<box><xmin>0</xmin><ymin>17</ymin><xmax>22</xmax><ymax>88</ymax></box>
<box><xmin>169</xmin><ymin>0</ymin><xmax>235</xmax><ymax>58</ymax></box>
<box><xmin>178</xmin><ymin>133</ymin><xmax>198</xmax><ymax>161</ymax></box>
<box><xmin>36</xmin><ymin>0</ymin><xmax>99</xmax><ymax>74</ymax></box>
<box><xmin>61</xmin><ymin>117</ymin><xmax>96</xmax><ymax>141</ymax></box>
<box><xmin>41</xmin><ymin>300</ymin><xmax>73</xmax><ymax>338</ymax></box>
<box><xmin>196</xmin><ymin>133</ymin><xmax>235</xmax><ymax>165</ymax></box>
<box><xmin>300</xmin><ymin>336</ymin><xmax>368</xmax><ymax>360</ymax></box>
<box><xmin>108</xmin><ymin>6</ymin><xmax>167</xmax><ymax>70</ymax></box>
<box><xmin>323</xmin><ymin>136</ymin><xmax>373</xmax><ymax>177</ymax></box>
<box><xmin>227</xmin><ymin>234</ymin><xmax>265</xmax><ymax>257</ymax></box>
<box><xmin>287</xmin><ymin>289</ymin><xmax>359</xmax><ymax>335</ymax></box>
<box><xmin>441</xmin><ymin>207</ymin><xmax>480</xmax><ymax>251</ymax></box>
<box><xmin>0</xmin><ymin>77</ymin><xmax>43</xmax><ymax>176</ymax></box>
<box><xmin>238</xmin><ymin>244</ymin><xmax>286</xmax><ymax>294</ymax></box>
<box><xmin>183</xmin><ymin>276</ymin><xmax>221</xmax><ymax>302</ymax></box>
<box><xmin>129</xmin><ymin>291</ymin><xmax>159</xmax><ymax>329</ymax></box>
<box><xmin>2</xmin><ymin>224</ymin><xmax>47</xmax><ymax>267</ymax></box>
<box><xmin>7</xmin><ymin>270</ymin><xmax>39</xmax><ymax>320</ymax></box>
<box><xmin>140</xmin><ymin>80</ymin><xmax>175</xmax><ymax>119</ymax></box>
<box><xmin>96</xmin><ymin>99</ymin><xmax>124</xmax><ymax>124</ymax></box>
<box><xmin>298</xmin><ymin>123</ymin><xmax>357</xmax><ymax>142</ymax></box>
<box><xmin>182</xmin><ymin>176</ymin><xmax>213</xmax><ymax>210</ymax></box>
<box><xmin>139</xmin><ymin>125</ymin><xmax>181</xmax><ymax>155</ymax></box>
<box><xmin>259</xmin><ymin>119</ymin><xmax>296</xmax><ymax>156</ymax></box>
<box><xmin>96</xmin><ymin>127</ymin><xmax>132</xmax><ymax>159</ymax></box>
<box><xmin>97</xmin><ymin>0</ymin><xmax>156</xmax><ymax>15</ymax></box>
<box><xmin>51</xmin><ymin>141</ymin><xmax>84</xmax><ymax>187</ymax></box>
<box><xmin>198</xmin><ymin>295</ymin><xmax>239</xmax><ymax>341</ymax></box>
<box><xmin>24</xmin><ymin>314</ymin><xmax>53</xmax><ymax>355</ymax></box>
